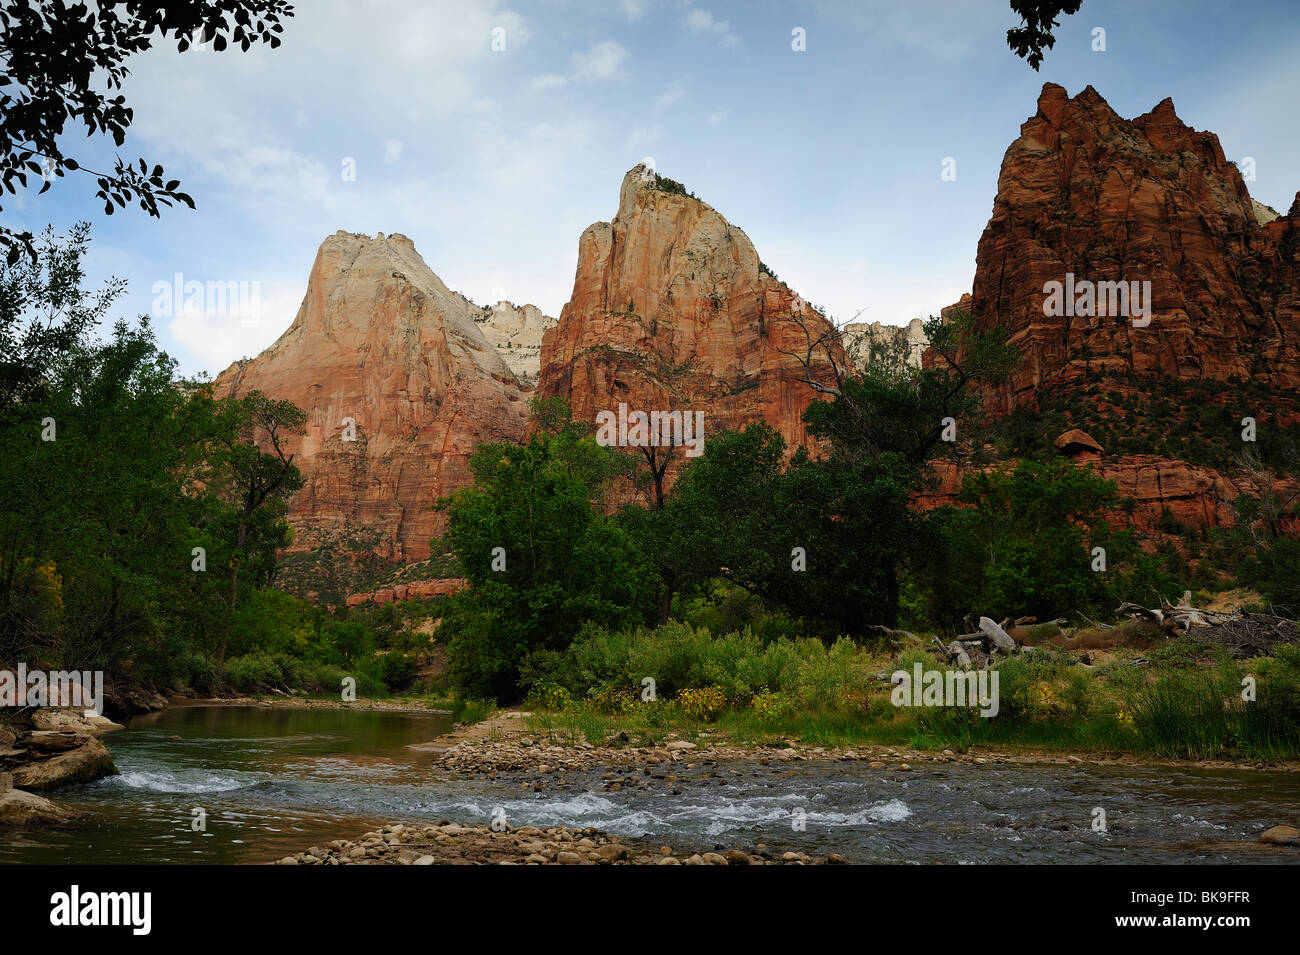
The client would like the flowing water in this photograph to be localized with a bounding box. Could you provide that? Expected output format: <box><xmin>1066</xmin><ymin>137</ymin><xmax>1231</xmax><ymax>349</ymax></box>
<box><xmin>2</xmin><ymin>705</ymin><xmax>1297</xmax><ymax>865</ymax></box>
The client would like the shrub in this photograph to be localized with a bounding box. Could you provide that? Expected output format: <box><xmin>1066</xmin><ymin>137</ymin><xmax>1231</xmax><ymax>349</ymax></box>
<box><xmin>223</xmin><ymin>652</ymin><xmax>284</xmax><ymax>692</ymax></box>
<box><xmin>677</xmin><ymin>685</ymin><xmax>727</xmax><ymax>721</ymax></box>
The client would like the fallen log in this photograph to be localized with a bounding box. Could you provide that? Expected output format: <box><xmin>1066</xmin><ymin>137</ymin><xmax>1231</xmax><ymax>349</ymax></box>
<box><xmin>979</xmin><ymin>616</ymin><xmax>1017</xmax><ymax>653</ymax></box>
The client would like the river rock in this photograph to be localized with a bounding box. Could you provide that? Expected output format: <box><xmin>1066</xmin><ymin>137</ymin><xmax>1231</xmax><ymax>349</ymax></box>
<box><xmin>32</xmin><ymin>708</ymin><xmax>124</xmax><ymax>735</ymax></box>
<box><xmin>1258</xmin><ymin>825</ymin><xmax>1300</xmax><ymax>846</ymax></box>
<box><xmin>0</xmin><ymin>787</ymin><xmax>77</xmax><ymax>827</ymax></box>
<box><xmin>11</xmin><ymin>735</ymin><xmax>118</xmax><ymax>791</ymax></box>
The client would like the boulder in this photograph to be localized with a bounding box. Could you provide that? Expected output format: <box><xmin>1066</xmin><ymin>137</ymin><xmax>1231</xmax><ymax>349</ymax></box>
<box><xmin>0</xmin><ymin>787</ymin><xmax>78</xmax><ymax>827</ymax></box>
<box><xmin>32</xmin><ymin>708</ymin><xmax>124</xmax><ymax>735</ymax></box>
<box><xmin>1259</xmin><ymin>825</ymin><xmax>1300</xmax><ymax>846</ymax></box>
<box><xmin>11</xmin><ymin>736</ymin><xmax>118</xmax><ymax>791</ymax></box>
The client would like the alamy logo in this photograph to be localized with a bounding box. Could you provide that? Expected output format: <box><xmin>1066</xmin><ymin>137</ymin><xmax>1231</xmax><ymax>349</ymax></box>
<box><xmin>151</xmin><ymin>272</ymin><xmax>262</xmax><ymax>326</ymax></box>
<box><xmin>1043</xmin><ymin>272</ymin><xmax>1152</xmax><ymax>327</ymax></box>
<box><xmin>49</xmin><ymin>885</ymin><xmax>151</xmax><ymax>936</ymax></box>
<box><xmin>595</xmin><ymin>402</ymin><xmax>705</xmax><ymax>457</ymax></box>
<box><xmin>891</xmin><ymin>664</ymin><xmax>1000</xmax><ymax>717</ymax></box>
<box><xmin>0</xmin><ymin>665</ymin><xmax>103</xmax><ymax>715</ymax></box>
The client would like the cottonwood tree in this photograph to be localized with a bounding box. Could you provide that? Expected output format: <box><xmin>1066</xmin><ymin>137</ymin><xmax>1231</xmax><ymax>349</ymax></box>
<box><xmin>0</xmin><ymin>0</ymin><xmax>294</xmax><ymax>264</ymax></box>
<box><xmin>208</xmin><ymin>391</ymin><xmax>305</xmax><ymax>622</ymax></box>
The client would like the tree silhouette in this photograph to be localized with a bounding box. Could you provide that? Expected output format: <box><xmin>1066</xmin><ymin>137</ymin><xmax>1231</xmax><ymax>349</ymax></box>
<box><xmin>0</xmin><ymin>1</ymin><xmax>294</xmax><ymax>264</ymax></box>
<box><xmin>1007</xmin><ymin>0</ymin><xmax>1084</xmax><ymax>70</ymax></box>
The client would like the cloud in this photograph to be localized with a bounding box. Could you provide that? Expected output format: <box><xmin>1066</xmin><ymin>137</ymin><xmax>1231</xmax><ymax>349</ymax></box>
<box><xmin>530</xmin><ymin>38</ymin><xmax>629</xmax><ymax>90</ymax></box>
<box><xmin>656</xmin><ymin>81</ymin><xmax>687</xmax><ymax>109</ymax></box>
<box><xmin>707</xmin><ymin>109</ymin><xmax>728</xmax><ymax>126</ymax></box>
<box><xmin>530</xmin><ymin>72</ymin><xmax>568</xmax><ymax>91</ymax></box>
<box><xmin>686</xmin><ymin>7</ymin><xmax>740</xmax><ymax>48</ymax></box>
<box><xmin>168</xmin><ymin>278</ymin><xmax>307</xmax><ymax>373</ymax></box>
<box><xmin>383</xmin><ymin>140</ymin><xmax>405</xmax><ymax>163</ymax></box>
<box><xmin>625</xmin><ymin>124</ymin><xmax>663</xmax><ymax>151</ymax></box>
<box><xmin>572</xmin><ymin>39</ymin><xmax>629</xmax><ymax>81</ymax></box>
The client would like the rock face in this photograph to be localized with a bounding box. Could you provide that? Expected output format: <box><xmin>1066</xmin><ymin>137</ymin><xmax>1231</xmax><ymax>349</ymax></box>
<box><xmin>537</xmin><ymin>166</ymin><xmax>843</xmax><ymax>467</ymax></box>
<box><xmin>920</xmin><ymin>454</ymin><xmax>1298</xmax><ymax>533</ymax></box>
<box><xmin>842</xmin><ymin>318</ymin><xmax>928</xmax><ymax>372</ymax></box>
<box><xmin>345</xmin><ymin>577</ymin><xmax>468</xmax><ymax>608</ymax></box>
<box><xmin>968</xmin><ymin>83</ymin><xmax>1300</xmax><ymax>408</ymax></box>
<box><xmin>476</xmin><ymin>302</ymin><xmax>555</xmax><ymax>387</ymax></box>
<box><xmin>214</xmin><ymin>232</ymin><xmax>532</xmax><ymax>562</ymax></box>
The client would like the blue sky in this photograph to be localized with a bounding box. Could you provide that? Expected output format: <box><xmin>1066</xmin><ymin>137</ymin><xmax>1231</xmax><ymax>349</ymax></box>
<box><xmin>9</xmin><ymin>0</ymin><xmax>1299</xmax><ymax>378</ymax></box>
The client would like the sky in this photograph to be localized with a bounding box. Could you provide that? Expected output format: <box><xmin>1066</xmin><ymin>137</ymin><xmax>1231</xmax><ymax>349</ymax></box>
<box><xmin>9</xmin><ymin>0</ymin><xmax>1300</xmax><ymax>379</ymax></box>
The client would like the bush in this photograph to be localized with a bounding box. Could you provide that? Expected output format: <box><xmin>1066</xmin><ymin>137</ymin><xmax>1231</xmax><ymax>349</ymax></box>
<box><xmin>223</xmin><ymin>652</ymin><xmax>284</xmax><ymax>692</ymax></box>
<box><xmin>375</xmin><ymin>650</ymin><xmax>417</xmax><ymax>691</ymax></box>
<box><xmin>677</xmin><ymin>685</ymin><xmax>727</xmax><ymax>720</ymax></box>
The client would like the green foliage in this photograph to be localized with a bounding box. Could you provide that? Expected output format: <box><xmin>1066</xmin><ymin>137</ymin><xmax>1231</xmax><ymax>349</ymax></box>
<box><xmin>0</xmin><ymin>224</ymin><xmax>425</xmax><ymax>700</ymax></box>
<box><xmin>0</xmin><ymin>1</ymin><xmax>293</xmax><ymax>265</ymax></box>
<box><xmin>1007</xmin><ymin>0</ymin><xmax>1084</xmax><ymax>70</ymax></box>
<box><xmin>1240</xmin><ymin>535</ymin><xmax>1300</xmax><ymax>611</ymax></box>
<box><xmin>914</xmin><ymin>459</ymin><xmax>1116</xmax><ymax>625</ymax></box>
<box><xmin>524</xmin><ymin>621</ymin><xmax>882</xmax><ymax>711</ymax></box>
<box><xmin>437</xmin><ymin>403</ymin><xmax>658</xmax><ymax>698</ymax></box>
<box><xmin>648</xmin><ymin>173</ymin><xmax>694</xmax><ymax>198</ymax></box>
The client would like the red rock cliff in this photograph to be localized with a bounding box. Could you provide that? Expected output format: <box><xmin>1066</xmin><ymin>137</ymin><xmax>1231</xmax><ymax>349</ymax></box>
<box><xmin>969</xmin><ymin>83</ymin><xmax>1300</xmax><ymax>409</ymax></box>
<box><xmin>213</xmin><ymin>232</ymin><xmax>532</xmax><ymax>562</ymax></box>
<box><xmin>537</xmin><ymin>166</ymin><xmax>842</xmax><ymax>463</ymax></box>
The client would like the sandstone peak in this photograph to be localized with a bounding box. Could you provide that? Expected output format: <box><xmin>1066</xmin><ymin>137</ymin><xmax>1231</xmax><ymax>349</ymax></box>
<box><xmin>538</xmin><ymin>165</ymin><xmax>842</xmax><ymax>496</ymax></box>
<box><xmin>968</xmin><ymin>82</ymin><xmax>1299</xmax><ymax>406</ymax></box>
<box><xmin>476</xmin><ymin>301</ymin><xmax>557</xmax><ymax>388</ymax></box>
<box><xmin>842</xmin><ymin>318</ymin><xmax>928</xmax><ymax>371</ymax></box>
<box><xmin>214</xmin><ymin>232</ymin><xmax>530</xmax><ymax>565</ymax></box>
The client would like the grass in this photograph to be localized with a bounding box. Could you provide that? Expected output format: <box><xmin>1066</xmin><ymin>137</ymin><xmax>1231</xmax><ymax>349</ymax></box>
<box><xmin>514</xmin><ymin>635</ymin><xmax>1300</xmax><ymax>762</ymax></box>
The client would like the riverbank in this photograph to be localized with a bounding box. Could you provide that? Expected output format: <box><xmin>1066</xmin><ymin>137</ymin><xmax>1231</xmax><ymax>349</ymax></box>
<box><xmin>273</xmin><ymin>821</ymin><xmax>842</xmax><ymax>865</ymax></box>
<box><xmin>418</xmin><ymin>709</ymin><xmax>1300</xmax><ymax>779</ymax></box>
<box><xmin>180</xmin><ymin>694</ymin><xmax>452</xmax><ymax>715</ymax></box>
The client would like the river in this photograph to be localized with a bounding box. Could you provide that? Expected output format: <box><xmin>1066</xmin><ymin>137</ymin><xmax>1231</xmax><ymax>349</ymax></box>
<box><xmin>2</xmin><ymin>705</ymin><xmax>1296</xmax><ymax>864</ymax></box>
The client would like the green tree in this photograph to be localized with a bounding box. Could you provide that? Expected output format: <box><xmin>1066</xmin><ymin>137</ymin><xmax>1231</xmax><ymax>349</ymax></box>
<box><xmin>0</xmin><ymin>223</ymin><xmax>305</xmax><ymax>680</ymax></box>
<box><xmin>0</xmin><ymin>0</ymin><xmax>294</xmax><ymax>264</ymax></box>
<box><xmin>438</xmin><ymin>402</ymin><xmax>657</xmax><ymax>698</ymax></box>
<box><xmin>916</xmin><ymin>459</ymin><xmax>1119</xmax><ymax>626</ymax></box>
<box><xmin>205</xmin><ymin>390</ymin><xmax>305</xmax><ymax>620</ymax></box>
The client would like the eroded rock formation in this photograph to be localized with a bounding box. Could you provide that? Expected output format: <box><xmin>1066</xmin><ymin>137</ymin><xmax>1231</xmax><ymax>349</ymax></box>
<box><xmin>968</xmin><ymin>83</ymin><xmax>1300</xmax><ymax>408</ymax></box>
<box><xmin>537</xmin><ymin>166</ymin><xmax>843</xmax><ymax>465</ymax></box>
<box><xmin>214</xmin><ymin>232</ymin><xmax>532</xmax><ymax>563</ymax></box>
<box><xmin>476</xmin><ymin>302</ymin><xmax>555</xmax><ymax>387</ymax></box>
<box><xmin>842</xmin><ymin>317</ymin><xmax>928</xmax><ymax>371</ymax></box>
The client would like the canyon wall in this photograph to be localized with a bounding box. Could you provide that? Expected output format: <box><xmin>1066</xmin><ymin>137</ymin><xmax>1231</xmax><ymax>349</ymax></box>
<box><xmin>536</xmin><ymin>165</ymin><xmax>843</xmax><ymax>464</ymax></box>
<box><xmin>213</xmin><ymin>231</ymin><xmax>535</xmax><ymax>563</ymax></box>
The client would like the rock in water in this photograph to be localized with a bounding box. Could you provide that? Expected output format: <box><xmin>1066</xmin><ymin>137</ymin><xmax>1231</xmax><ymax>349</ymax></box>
<box><xmin>0</xmin><ymin>787</ymin><xmax>78</xmax><ymax>827</ymax></box>
<box><xmin>10</xmin><ymin>735</ymin><xmax>117</xmax><ymax>791</ymax></box>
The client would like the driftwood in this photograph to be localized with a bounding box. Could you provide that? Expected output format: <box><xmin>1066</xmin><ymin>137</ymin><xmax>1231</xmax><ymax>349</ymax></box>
<box><xmin>1116</xmin><ymin>592</ymin><xmax>1298</xmax><ymax>657</ymax></box>
<box><xmin>978</xmin><ymin>616</ymin><xmax>1017</xmax><ymax>653</ymax></box>
<box><xmin>931</xmin><ymin>612</ymin><xmax>1027</xmax><ymax>670</ymax></box>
